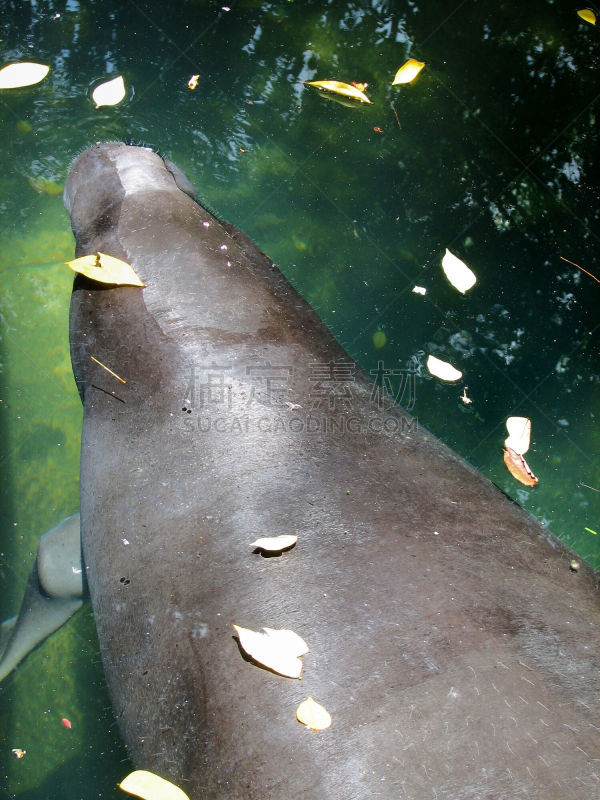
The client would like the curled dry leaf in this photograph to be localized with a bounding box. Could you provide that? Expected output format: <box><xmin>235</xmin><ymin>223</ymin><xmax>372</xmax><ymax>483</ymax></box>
<box><xmin>460</xmin><ymin>388</ymin><xmax>473</xmax><ymax>405</ymax></box>
<box><xmin>233</xmin><ymin>625</ymin><xmax>308</xmax><ymax>678</ymax></box>
<box><xmin>503</xmin><ymin>447</ymin><xmax>538</xmax><ymax>487</ymax></box>
<box><xmin>92</xmin><ymin>75</ymin><xmax>126</xmax><ymax>108</ymax></box>
<box><xmin>119</xmin><ymin>770</ymin><xmax>190</xmax><ymax>800</ymax></box>
<box><xmin>296</xmin><ymin>697</ymin><xmax>332</xmax><ymax>730</ymax></box>
<box><xmin>426</xmin><ymin>354</ymin><xmax>462</xmax><ymax>382</ymax></box>
<box><xmin>0</xmin><ymin>62</ymin><xmax>49</xmax><ymax>89</ymax></box>
<box><xmin>442</xmin><ymin>249</ymin><xmax>476</xmax><ymax>293</ymax></box>
<box><xmin>305</xmin><ymin>80</ymin><xmax>372</xmax><ymax>104</ymax></box>
<box><xmin>67</xmin><ymin>252</ymin><xmax>146</xmax><ymax>287</ymax></box>
<box><xmin>504</xmin><ymin>416</ymin><xmax>531</xmax><ymax>455</ymax></box>
<box><xmin>392</xmin><ymin>58</ymin><xmax>425</xmax><ymax>85</ymax></box>
<box><xmin>251</xmin><ymin>534</ymin><xmax>298</xmax><ymax>553</ymax></box>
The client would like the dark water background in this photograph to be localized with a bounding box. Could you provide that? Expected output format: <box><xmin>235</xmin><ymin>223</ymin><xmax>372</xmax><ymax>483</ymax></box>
<box><xmin>0</xmin><ymin>1</ymin><xmax>598</xmax><ymax>797</ymax></box>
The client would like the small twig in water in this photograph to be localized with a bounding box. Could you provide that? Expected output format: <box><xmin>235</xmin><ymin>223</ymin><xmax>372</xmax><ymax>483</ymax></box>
<box><xmin>559</xmin><ymin>256</ymin><xmax>600</xmax><ymax>285</ymax></box>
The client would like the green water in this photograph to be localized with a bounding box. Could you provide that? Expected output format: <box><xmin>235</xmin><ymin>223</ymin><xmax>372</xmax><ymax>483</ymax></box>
<box><xmin>1</xmin><ymin>1</ymin><xmax>598</xmax><ymax>797</ymax></box>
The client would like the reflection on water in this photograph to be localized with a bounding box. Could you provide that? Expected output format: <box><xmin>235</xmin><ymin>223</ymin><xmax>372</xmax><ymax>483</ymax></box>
<box><xmin>1</xmin><ymin>1</ymin><xmax>598</xmax><ymax>797</ymax></box>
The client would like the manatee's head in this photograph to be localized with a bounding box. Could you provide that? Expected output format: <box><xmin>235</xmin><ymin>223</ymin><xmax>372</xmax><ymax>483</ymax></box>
<box><xmin>63</xmin><ymin>143</ymin><xmax>197</xmax><ymax>255</ymax></box>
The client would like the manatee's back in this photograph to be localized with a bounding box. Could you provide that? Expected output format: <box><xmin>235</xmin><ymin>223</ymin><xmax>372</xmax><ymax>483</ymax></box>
<box><xmin>65</xmin><ymin>144</ymin><xmax>600</xmax><ymax>800</ymax></box>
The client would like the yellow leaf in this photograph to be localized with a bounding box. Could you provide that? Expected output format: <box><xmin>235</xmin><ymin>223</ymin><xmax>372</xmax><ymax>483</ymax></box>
<box><xmin>251</xmin><ymin>535</ymin><xmax>298</xmax><ymax>552</ymax></box>
<box><xmin>0</xmin><ymin>62</ymin><xmax>49</xmax><ymax>89</ymax></box>
<box><xmin>305</xmin><ymin>80</ymin><xmax>372</xmax><ymax>104</ymax></box>
<box><xmin>233</xmin><ymin>624</ymin><xmax>308</xmax><ymax>678</ymax></box>
<box><xmin>92</xmin><ymin>75</ymin><xmax>126</xmax><ymax>108</ymax></box>
<box><xmin>119</xmin><ymin>770</ymin><xmax>190</xmax><ymax>800</ymax></box>
<box><xmin>372</xmin><ymin>329</ymin><xmax>387</xmax><ymax>349</ymax></box>
<box><xmin>392</xmin><ymin>59</ymin><xmax>425</xmax><ymax>85</ymax></box>
<box><xmin>66</xmin><ymin>252</ymin><xmax>146</xmax><ymax>287</ymax></box>
<box><xmin>577</xmin><ymin>8</ymin><xmax>596</xmax><ymax>24</ymax></box>
<box><xmin>296</xmin><ymin>697</ymin><xmax>332</xmax><ymax>730</ymax></box>
<box><xmin>28</xmin><ymin>176</ymin><xmax>63</xmax><ymax>196</ymax></box>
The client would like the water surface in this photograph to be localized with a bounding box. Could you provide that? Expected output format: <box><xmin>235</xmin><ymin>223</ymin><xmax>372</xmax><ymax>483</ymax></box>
<box><xmin>1</xmin><ymin>1</ymin><xmax>598</xmax><ymax>797</ymax></box>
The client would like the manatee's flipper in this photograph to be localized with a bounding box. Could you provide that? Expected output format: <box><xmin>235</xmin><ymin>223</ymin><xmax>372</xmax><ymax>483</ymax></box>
<box><xmin>0</xmin><ymin>514</ymin><xmax>85</xmax><ymax>681</ymax></box>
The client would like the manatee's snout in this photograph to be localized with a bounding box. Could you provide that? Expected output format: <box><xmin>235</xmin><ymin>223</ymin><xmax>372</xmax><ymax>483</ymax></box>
<box><xmin>63</xmin><ymin>143</ymin><xmax>184</xmax><ymax>256</ymax></box>
<box><xmin>64</xmin><ymin>143</ymin><xmax>199</xmax><ymax>255</ymax></box>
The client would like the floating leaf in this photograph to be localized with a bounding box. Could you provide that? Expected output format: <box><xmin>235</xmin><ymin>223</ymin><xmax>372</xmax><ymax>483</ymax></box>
<box><xmin>392</xmin><ymin>58</ymin><xmax>425</xmax><ymax>85</ymax></box>
<box><xmin>251</xmin><ymin>535</ymin><xmax>298</xmax><ymax>553</ymax></box>
<box><xmin>28</xmin><ymin>176</ymin><xmax>63</xmax><ymax>196</ymax></box>
<box><xmin>426</xmin><ymin>354</ymin><xmax>462</xmax><ymax>382</ymax></box>
<box><xmin>233</xmin><ymin>624</ymin><xmax>308</xmax><ymax>678</ymax></box>
<box><xmin>66</xmin><ymin>252</ymin><xmax>146</xmax><ymax>287</ymax></box>
<box><xmin>504</xmin><ymin>416</ymin><xmax>531</xmax><ymax>455</ymax></box>
<box><xmin>296</xmin><ymin>697</ymin><xmax>332</xmax><ymax>730</ymax></box>
<box><xmin>442</xmin><ymin>249</ymin><xmax>476</xmax><ymax>293</ymax></box>
<box><xmin>577</xmin><ymin>8</ymin><xmax>596</xmax><ymax>24</ymax></box>
<box><xmin>372</xmin><ymin>329</ymin><xmax>387</xmax><ymax>349</ymax></box>
<box><xmin>119</xmin><ymin>770</ymin><xmax>190</xmax><ymax>800</ymax></box>
<box><xmin>0</xmin><ymin>62</ymin><xmax>49</xmax><ymax>90</ymax></box>
<box><xmin>92</xmin><ymin>75</ymin><xmax>126</xmax><ymax>108</ymax></box>
<box><xmin>16</xmin><ymin>119</ymin><xmax>33</xmax><ymax>134</ymax></box>
<box><xmin>305</xmin><ymin>80</ymin><xmax>372</xmax><ymax>104</ymax></box>
<box><xmin>503</xmin><ymin>447</ymin><xmax>538</xmax><ymax>487</ymax></box>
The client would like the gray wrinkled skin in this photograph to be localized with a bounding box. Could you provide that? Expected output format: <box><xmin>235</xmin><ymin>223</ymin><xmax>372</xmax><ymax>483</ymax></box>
<box><xmin>65</xmin><ymin>143</ymin><xmax>600</xmax><ymax>800</ymax></box>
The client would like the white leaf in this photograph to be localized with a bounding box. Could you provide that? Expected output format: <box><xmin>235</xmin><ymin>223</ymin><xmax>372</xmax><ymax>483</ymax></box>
<box><xmin>119</xmin><ymin>770</ymin><xmax>190</xmax><ymax>800</ymax></box>
<box><xmin>251</xmin><ymin>534</ymin><xmax>297</xmax><ymax>553</ymax></box>
<box><xmin>92</xmin><ymin>75</ymin><xmax>126</xmax><ymax>108</ymax></box>
<box><xmin>505</xmin><ymin>416</ymin><xmax>531</xmax><ymax>455</ymax></box>
<box><xmin>426</xmin><ymin>354</ymin><xmax>462</xmax><ymax>382</ymax></box>
<box><xmin>0</xmin><ymin>62</ymin><xmax>49</xmax><ymax>89</ymax></box>
<box><xmin>442</xmin><ymin>249</ymin><xmax>476</xmax><ymax>293</ymax></box>
<box><xmin>233</xmin><ymin>625</ymin><xmax>308</xmax><ymax>678</ymax></box>
<box><xmin>261</xmin><ymin>627</ymin><xmax>309</xmax><ymax>658</ymax></box>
